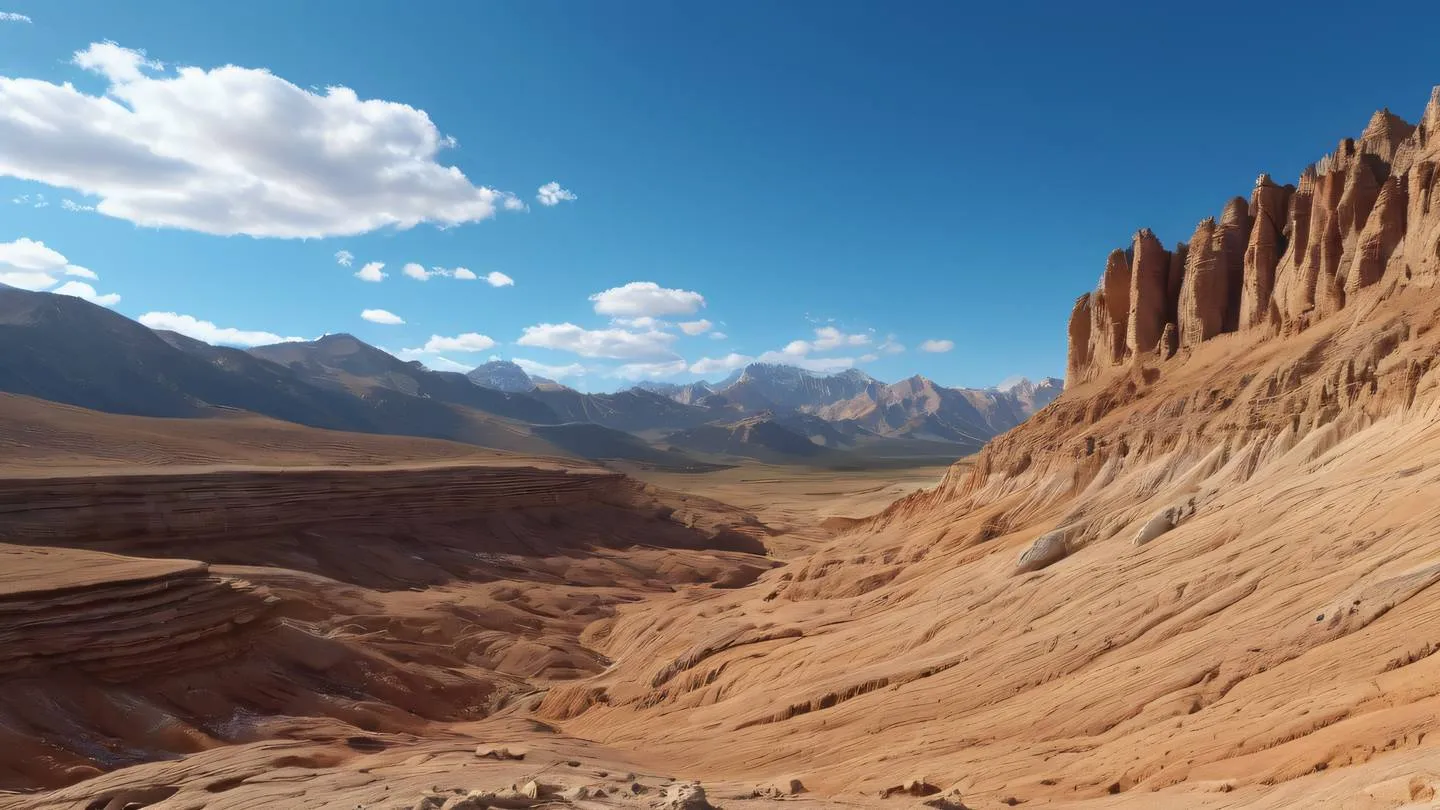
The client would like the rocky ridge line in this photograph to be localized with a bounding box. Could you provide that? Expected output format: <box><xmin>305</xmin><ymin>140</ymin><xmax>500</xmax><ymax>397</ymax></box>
<box><xmin>1068</xmin><ymin>90</ymin><xmax>1440</xmax><ymax>385</ymax></box>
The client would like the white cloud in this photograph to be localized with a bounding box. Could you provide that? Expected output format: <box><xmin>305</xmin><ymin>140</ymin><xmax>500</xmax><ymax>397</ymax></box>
<box><xmin>752</xmin><ymin>350</ymin><xmax>857</xmax><ymax>373</ymax></box>
<box><xmin>710</xmin><ymin>331</ymin><xmax>727</xmax><ymax>341</ymax></box>
<box><xmin>0</xmin><ymin>41</ymin><xmax>523</xmax><ymax>238</ymax></box>
<box><xmin>517</xmin><ymin>322</ymin><xmax>677</xmax><ymax>360</ymax></box>
<box><xmin>403</xmin><ymin>262</ymin><xmax>431</xmax><ymax>281</ymax></box>
<box><xmin>613</xmin><ymin>316</ymin><xmax>663</xmax><ymax>329</ymax></box>
<box><xmin>138</xmin><ymin>311</ymin><xmax>302</xmax><ymax>347</ymax></box>
<box><xmin>355</xmin><ymin>261</ymin><xmax>386</xmax><ymax>282</ymax></box>
<box><xmin>408</xmin><ymin>332</ymin><xmax>497</xmax><ymax>354</ymax></box>
<box><xmin>11</xmin><ymin>193</ymin><xmax>47</xmax><ymax>208</ymax></box>
<box><xmin>919</xmin><ymin>339</ymin><xmax>955</xmax><ymax>353</ymax></box>
<box><xmin>536</xmin><ymin>181</ymin><xmax>576</xmax><ymax>206</ymax></box>
<box><xmin>859</xmin><ymin>353</ymin><xmax>879</xmax><ymax>363</ymax></box>
<box><xmin>484</xmin><ymin>270</ymin><xmax>514</xmax><ymax>287</ymax></box>
<box><xmin>52</xmin><ymin>280</ymin><xmax>120</xmax><ymax>307</ymax></box>
<box><xmin>0</xmin><ymin>236</ymin><xmax>119</xmax><ymax>299</ymax></box>
<box><xmin>689</xmin><ymin>353</ymin><xmax>751</xmax><ymax>375</ymax></box>
<box><xmin>0</xmin><ymin>11</ymin><xmax>32</xmax><ymax>22</ymax></box>
<box><xmin>514</xmin><ymin>358</ymin><xmax>587</xmax><ymax>379</ymax></box>
<box><xmin>0</xmin><ymin>271</ymin><xmax>57</xmax><ymax>290</ymax></box>
<box><xmin>334</xmin><ymin>250</ymin><xmax>354</xmax><ymax>267</ymax></box>
<box><xmin>811</xmin><ymin>326</ymin><xmax>870</xmax><ymax>351</ymax></box>
<box><xmin>590</xmin><ymin>281</ymin><xmax>704</xmax><ymax>317</ymax></box>
<box><xmin>452</xmin><ymin>267</ymin><xmax>477</xmax><ymax>280</ymax></box>
<box><xmin>778</xmin><ymin>326</ymin><xmax>871</xmax><ymax>357</ymax></box>
<box><xmin>611</xmin><ymin>359</ymin><xmax>689</xmax><ymax>380</ymax></box>
<box><xmin>678</xmin><ymin>319</ymin><xmax>712</xmax><ymax>336</ymax></box>
<box><xmin>61</xmin><ymin>199</ymin><xmax>96</xmax><ymax>212</ymax></box>
<box><xmin>502</xmin><ymin>194</ymin><xmax>529</xmax><ymax>212</ymax></box>
<box><xmin>879</xmin><ymin>334</ymin><xmax>905</xmax><ymax>354</ymax></box>
<box><xmin>361</xmin><ymin>308</ymin><xmax>404</xmax><ymax>325</ymax></box>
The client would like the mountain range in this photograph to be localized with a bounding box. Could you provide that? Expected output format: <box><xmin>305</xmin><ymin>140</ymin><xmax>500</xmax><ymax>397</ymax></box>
<box><xmin>0</xmin><ymin>284</ymin><xmax>1058</xmax><ymax>466</ymax></box>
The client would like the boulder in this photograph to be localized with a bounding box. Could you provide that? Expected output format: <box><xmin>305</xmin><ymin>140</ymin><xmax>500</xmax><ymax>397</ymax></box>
<box><xmin>1015</xmin><ymin>529</ymin><xmax>1070</xmax><ymax>574</ymax></box>
<box><xmin>665</xmin><ymin>784</ymin><xmax>714</xmax><ymax>810</ymax></box>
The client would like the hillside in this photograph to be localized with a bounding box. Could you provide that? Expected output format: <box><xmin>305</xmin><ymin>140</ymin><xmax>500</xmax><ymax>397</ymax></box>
<box><xmin>531</xmin><ymin>87</ymin><xmax>1440</xmax><ymax>808</ymax></box>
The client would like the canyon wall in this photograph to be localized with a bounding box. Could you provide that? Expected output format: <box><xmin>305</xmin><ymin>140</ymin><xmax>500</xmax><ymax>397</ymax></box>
<box><xmin>1067</xmin><ymin>90</ymin><xmax>1440</xmax><ymax>386</ymax></box>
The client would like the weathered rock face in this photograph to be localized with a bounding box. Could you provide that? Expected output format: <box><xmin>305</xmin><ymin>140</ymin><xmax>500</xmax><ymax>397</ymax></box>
<box><xmin>1127</xmin><ymin>229</ymin><xmax>1169</xmax><ymax>356</ymax></box>
<box><xmin>1177</xmin><ymin>218</ymin><xmax>1222</xmax><ymax>349</ymax></box>
<box><xmin>1240</xmin><ymin>175</ymin><xmax>1291</xmax><ymax>331</ymax></box>
<box><xmin>1347</xmin><ymin>175</ymin><xmax>1408</xmax><ymax>294</ymax></box>
<box><xmin>1066</xmin><ymin>87</ymin><xmax>1440</xmax><ymax>386</ymax></box>
<box><xmin>1065</xmin><ymin>294</ymin><xmax>1092</xmax><ymax>386</ymax></box>
<box><xmin>1100</xmin><ymin>249</ymin><xmax>1131</xmax><ymax>365</ymax></box>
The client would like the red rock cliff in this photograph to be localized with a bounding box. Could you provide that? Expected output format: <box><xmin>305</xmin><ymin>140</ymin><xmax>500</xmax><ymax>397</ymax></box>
<box><xmin>1067</xmin><ymin>87</ymin><xmax>1440</xmax><ymax>386</ymax></box>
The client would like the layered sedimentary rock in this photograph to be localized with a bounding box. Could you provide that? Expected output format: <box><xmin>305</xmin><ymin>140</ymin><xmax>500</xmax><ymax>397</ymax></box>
<box><xmin>1067</xmin><ymin>87</ymin><xmax>1440</xmax><ymax>386</ymax></box>
<box><xmin>1126</xmin><ymin>229</ymin><xmax>1169</xmax><ymax>355</ymax></box>
<box><xmin>1240</xmin><ymin>175</ymin><xmax>1291</xmax><ymax>330</ymax></box>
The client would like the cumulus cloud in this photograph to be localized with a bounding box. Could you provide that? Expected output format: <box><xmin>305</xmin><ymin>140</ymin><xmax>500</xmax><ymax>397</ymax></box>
<box><xmin>52</xmin><ymin>281</ymin><xmax>120</xmax><ymax>307</ymax></box>
<box><xmin>678</xmin><ymin>319</ymin><xmax>712</xmax><ymax>336</ymax></box>
<box><xmin>514</xmin><ymin>358</ymin><xmax>586</xmax><ymax>379</ymax></box>
<box><xmin>536</xmin><ymin>181</ymin><xmax>576</xmax><ymax>206</ymax></box>
<box><xmin>879</xmin><ymin>334</ymin><xmax>905</xmax><ymax>354</ymax></box>
<box><xmin>689</xmin><ymin>353</ymin><xmax>751</xmax><ymax>375</ymax></box>
<box><xmin>355</xmin><ymin>261</ymin><xmax>386</xmax><ymax>282</ymax></box>
<box><xmin>811</xmin><ymin>326</ymin><xmax>871</xmax><ymax>351</ymax></box>
<box><xmin>590</xmin><ymin>281</ymin><xmax>704</xmax><ymax>317</ymax></box>
<box><xmin>361</xmin><ymin>308</ymin><xmax>404</xmax><ymax>325</ymax></box>
<box><xmin>407</xmin><ymin>332</ymin><xmax>497</xmax><ymax>354</ymax></box>
<box><xmin>776</xmin><ymin>326</ymin><xmax>872</xmax><ymax>357</ymax></box>
<box><xmin>484</xmin><ymin>270</ymin><xmax>514</xmax><ymax>287</ymax></box>
<box><xmin>0</xmin><ymin>41</ymin><xmax>524</xmax><ymax>238</ymax></box>
<box><xmin>516</xmin><ymin>322</ymin><xmax>677</xmax><ymax>360</ymax></box>
<box><xmin>403</xmin><ymin>263</ymin><xmax>431</xmax><ymax>281</ymax></box>
<box><xmin>334</xmin><ymin>250</ymin><xmax>354</xmax><ymax>267</ymax></box>
<box><xmin>0</xmin><ymin>237</ymin><xmax>120</xmax><ymax>301</ymax></box>
<box><xmin>919</xmin><ymin>339</ymin><xmax>955</xmax><ymax>353</ymax></box>
<box><xmin>452</xmin><ymin>267</ymin><xmax>477</xmax><ymax>280</ymax></box>
<box><xmin>0</xmin><ymin>11</ymin><xmax>31</xmax><ymax>23</ymax></box>
<box><xmin>502</xmin><ymin>195</ymin><xmax>529</xmax><ymax>212</ymax></box>
<box><xmin>138</xmin><ymin>311</ymin><xmax>303</xmax><ymax>347</ymax></box>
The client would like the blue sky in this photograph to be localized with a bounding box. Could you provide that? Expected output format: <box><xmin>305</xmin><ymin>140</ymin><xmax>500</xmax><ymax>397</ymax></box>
<box><xmin>1</xmin><ymin>1</ymin><xmax>1437</xmax><ymax>392</ymax></box>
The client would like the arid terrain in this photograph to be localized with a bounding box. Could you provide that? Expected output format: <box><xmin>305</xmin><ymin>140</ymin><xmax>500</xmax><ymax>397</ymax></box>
<box><xmin>6</xmin><ymin>86</ymin><xmax>1440</xmax><ymax>810</ymax></box>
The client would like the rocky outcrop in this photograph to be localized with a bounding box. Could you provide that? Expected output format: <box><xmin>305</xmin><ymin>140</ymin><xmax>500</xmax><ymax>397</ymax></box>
<box><xmin>1066</xmin><ymin>87</ymin><xmax>1440</xmax><ymax>385</ymax></box>
<box><xmin>1240</xmin><ymin>175</ymin><xmax>1291</xmax><ymax>330</ymax></box>
<box><xmin>1126</xmin><ymin>229</ymin><xmax>1169</xmax><ymax>356</ymax></box>
<box><xmin>1177</xmin><ymin>218</ymin><xmax>1222</xmax><ymax>348</ymax></box>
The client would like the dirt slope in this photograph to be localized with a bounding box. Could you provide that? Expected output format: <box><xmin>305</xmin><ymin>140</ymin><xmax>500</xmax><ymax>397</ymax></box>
<box><xmin>528</xmin><ymin>91</ymin><xmax>1440</xmax><ymax>808</ymax></box>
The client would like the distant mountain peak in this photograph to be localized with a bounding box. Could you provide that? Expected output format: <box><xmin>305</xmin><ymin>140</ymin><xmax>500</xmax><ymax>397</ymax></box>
<box><xmin>466</xmin><ymin>360</ymin><xmax>535</xmax><ymax>393</ymax></box>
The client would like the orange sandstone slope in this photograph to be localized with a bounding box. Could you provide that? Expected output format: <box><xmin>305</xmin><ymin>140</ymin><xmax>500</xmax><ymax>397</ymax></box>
<box><xmin>540</xmin><ymin>88</ymin><xmax>1440</xmax><ymax>807</ymax></box>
